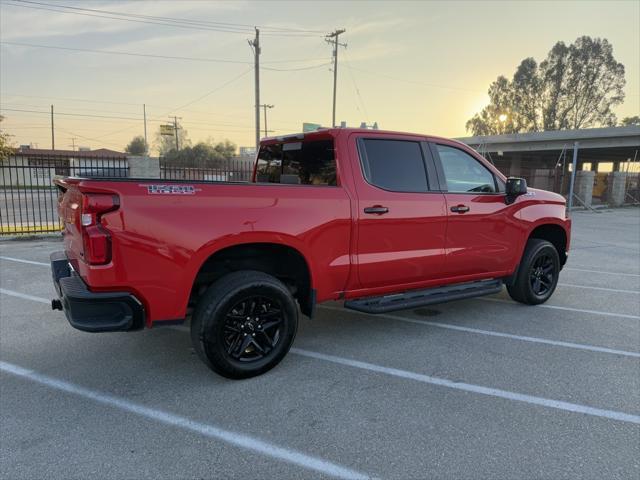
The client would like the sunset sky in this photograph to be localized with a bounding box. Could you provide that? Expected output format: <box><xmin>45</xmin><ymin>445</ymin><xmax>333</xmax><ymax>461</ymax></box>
<box><xmin>1</xmin><ymin>0</ymin><xmax>638</xmax><ymax>154</ymax></box>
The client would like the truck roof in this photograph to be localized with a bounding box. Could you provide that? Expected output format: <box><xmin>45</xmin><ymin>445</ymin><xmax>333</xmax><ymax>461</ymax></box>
<box><xmin>262</xmin><ymin>127</ymin><xmax>465</xmax><ymax>148</ymax></box>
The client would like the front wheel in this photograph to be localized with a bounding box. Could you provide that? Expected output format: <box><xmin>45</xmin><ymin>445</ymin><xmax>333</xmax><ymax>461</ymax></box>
<box><xmin>191</xmin><ymin>270</ymin><xmax>298</xmax><ymax>379</ymax></box>
<box><xmin>507</xmin><ymin>239</ymin><xmax>560</xmax><ymax>305</ymax></box>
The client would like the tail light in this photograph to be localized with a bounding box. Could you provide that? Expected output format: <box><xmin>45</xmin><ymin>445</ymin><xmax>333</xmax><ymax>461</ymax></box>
<box><xmin>80</xmin><ymin>193</ymin><xmax>119</xmax><ymax>265</ymax></box>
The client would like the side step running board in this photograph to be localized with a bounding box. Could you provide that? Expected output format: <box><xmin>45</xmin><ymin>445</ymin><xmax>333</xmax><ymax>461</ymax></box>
<box><xmin>344</xmin><ymin>279</ymin><xmax>503</xmax><ymax>314</ymax></box>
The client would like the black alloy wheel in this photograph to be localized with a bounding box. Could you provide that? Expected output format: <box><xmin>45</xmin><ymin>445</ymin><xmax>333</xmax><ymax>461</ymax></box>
<box><xmin>223</xmin><ymin>296</ymin><xmax>284</xmax><ymax>362</ymax></box>
<box><xmin>529</xmin><ymin>253</ymin><xmax>556</xmax><ymax>296</ymax></box>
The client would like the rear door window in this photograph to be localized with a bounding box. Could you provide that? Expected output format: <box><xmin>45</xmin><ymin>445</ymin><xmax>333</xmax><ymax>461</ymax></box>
<box><xmin>358</xmin><ymin>139</ymin><xmax>429</xmax><ymax>192</ymax></box>
<box><xmin>255</xmin><ymin>140</ymin><xmax>336</xmax><ymax>186</ymax></box>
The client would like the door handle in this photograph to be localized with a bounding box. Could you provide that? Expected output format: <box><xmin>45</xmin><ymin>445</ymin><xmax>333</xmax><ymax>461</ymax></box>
<box><xmin>364</xmin><ymin>206</ymin><xmax>389</xmax><ymax>215</ymax></box>
<box><xmin>450</xmin><ymin>204</ymin><xmax>470</xmax><ymax>213</ymax></box>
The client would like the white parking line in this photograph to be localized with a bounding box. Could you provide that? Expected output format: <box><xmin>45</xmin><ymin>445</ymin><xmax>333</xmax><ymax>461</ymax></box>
<box><xmin>559</xmin><ymin>283</ymin><xmax>640</xmax><ymax>294</ymax></box>
<box><xmin>318</xmin><ymin>306</ymin><xmax>640</xmax><ymax>358</ymax></box>
<box><xmin>0</xmin><ymin>256</ymin><xmax>49</xmax><ymax>267</ymax></box>
<box><xmin>4</xmin><ymin>290</ymin><xmax>640</xmax><ymax>427</ymax></box>
<box><xmin>290</xmin><ymin>349</ymin><xmax>640</xmax><ymax>425</ymax></box>
<box><xmin>0</xmin><ymin>360</ymin><xmax>369</xmax><ymax>480</ymax></box>
<box><xmin>565</xmin><ymin>267</ymin><xmax>640</xmax><ymax>278</ymax></box>
<box><xmin>3</xmin><ymin>254</ymin><xmax>638</xmax><ymax>296</ymax></box>
<box><xmin>0</xmin><ymin>288</ymin><xmax>50</xmax><ymax>304</ymax></box>
<box><xmin>481</xmin><ymin>297</ymin><xmax>640</xmax><ymax>320</ymax></box>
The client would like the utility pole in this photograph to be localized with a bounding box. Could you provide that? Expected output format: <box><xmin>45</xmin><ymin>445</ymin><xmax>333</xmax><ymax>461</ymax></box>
<box><xmin>69</xmin><ymin>138</ymin><xmax>76</xmax><ymax>151</ymax></box>
<box><xmin>326</xmin><ymin>29</ymin><xmax>346</xmax><ymax>127</ymax></box>
<box><xmin>261</xmin><ymin>104</ymin><xmax>274</xmax><ymax>137</ymax></box>
<box><xmin>567</xmin><ymin>141</ymin><xmax>579</xmax><ymax>215</ymax></box>
<box><xmin>50</xmin><ymin>104</ymin><xmax>55</xmax><ymax>150</ymax></box>
<box><xmin>248</xmin><ymin>28</ymin><xmax>261</xmax><ymax>150</ymax></box>
<box><xmin>143</xmin><ymin>104</ymin><xmax>148</xmax><ymax>155</ymax></box>
<box><xmin>172</xmin><ymin>116</ymin><xmax>180</xmax><ymax>151</ymax></box>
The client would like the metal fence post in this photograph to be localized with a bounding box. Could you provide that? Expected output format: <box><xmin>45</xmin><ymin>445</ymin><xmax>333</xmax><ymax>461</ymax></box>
<box><xmin>567</xmin><ymin>141</ymin><xmax>579</xmax><ymax>215</ymax></box>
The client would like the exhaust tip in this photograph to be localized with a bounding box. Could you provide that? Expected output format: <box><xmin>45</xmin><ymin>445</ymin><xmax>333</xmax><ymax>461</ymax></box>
<box><xmin>51</xmin><ymin>299</ymin><xmax>63</xmax><ymax>311</ymax></box>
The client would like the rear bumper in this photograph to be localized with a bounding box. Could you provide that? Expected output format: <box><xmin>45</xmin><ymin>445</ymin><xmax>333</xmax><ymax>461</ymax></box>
<box><xmin>50</xmin><ymin>251</ymin><xmax>145</xmax><ymax>332</ymax></box>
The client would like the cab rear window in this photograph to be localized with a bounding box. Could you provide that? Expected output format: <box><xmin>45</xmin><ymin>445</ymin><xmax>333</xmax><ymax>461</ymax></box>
<box><xmin>255</xmin><ymin>140</ymin><xmax>336</xmax><ymax>186</ymax></box>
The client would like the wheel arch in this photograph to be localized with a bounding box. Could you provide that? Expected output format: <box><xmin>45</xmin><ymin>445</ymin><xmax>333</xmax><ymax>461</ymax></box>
<box><xmin>527</xmin><ymin>222</ymin><xmax>568</xmax><ymax>266</ymax></box>
<box><xmin>189</xmin><ymin>241</ymin><xmax>315</xmax><ymax>317</ymax></box>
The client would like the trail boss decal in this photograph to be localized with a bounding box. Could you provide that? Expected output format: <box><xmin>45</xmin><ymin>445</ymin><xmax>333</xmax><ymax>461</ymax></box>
<box><xmin>140</xmin><ymin>184</ymin><xmax>200</xmax><ymax>195</ymax></box>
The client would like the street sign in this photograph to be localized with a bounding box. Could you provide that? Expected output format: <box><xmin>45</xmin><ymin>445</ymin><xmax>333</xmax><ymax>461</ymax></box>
<box><xmin>160</xmin><ymin>124</ymin><xmax>175</xmax><ymax>136</ymax></box>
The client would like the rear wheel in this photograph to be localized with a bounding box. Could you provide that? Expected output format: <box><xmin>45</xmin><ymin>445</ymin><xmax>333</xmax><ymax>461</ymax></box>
<box><xmin>191</xmin><ymin>270</ymin><xmax>298</xmax><ymax>379</ymax></box>
<box><xmin>507</xmin><ymin>239</ymin><xmax>560</xmax><ymax>305</ymax></box>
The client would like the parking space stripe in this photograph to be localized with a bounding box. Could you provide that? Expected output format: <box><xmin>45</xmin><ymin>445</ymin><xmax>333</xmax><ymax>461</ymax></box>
<box><xmin>481</xmin><ymin>297</ymin><xmax>640</xmax><ymax>320</ymax></box>
<box><xmin>0</xmin><ymin>256</ymin><xmax>49</xmax><ymax>267</ymax></box>
<box><xmin>3</xmin><ymin>288</ymin><xmax>639</xmax><ymax>359</ymax></box>
<box><xmin>559</xmin><ymin>283</ymin><xmax>640</xmax><ymax>294</ymax></box>
<box><xmin>4</xmin><ymin>290</ymin><xmax>640</xmax><ymax>427</ymax></box>
<box><xmin>0</xmin><ymin>360</ymin><xmax>369</xmax><ymax>480</ymax></box>
<box><xmin>290</xmin><ymin>349</ymin><xmax>640</xmax><ymax>425</ymax></box>
<box><xmin>318</xmin><ymin>306</ymin><xmax>640</xmax><ymax>358</ymax></box>
<box><xmin>0</xmin><ymin>288</ymin><xmax>50</xmax><ymax>304</ymax></box>
<box><xmin>3</xmin><ymin>254</ymin><xmax>639</xmax><ymax>300</ymax></box>
<box><xmin>565</xmin><ymin>267</ymin><xmax>640</xmax><ymax>278</ymax></box>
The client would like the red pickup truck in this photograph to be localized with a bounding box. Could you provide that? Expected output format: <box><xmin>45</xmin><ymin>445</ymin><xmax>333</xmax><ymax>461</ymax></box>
<box><xmin>52</xmin><ymin>128</ymin><xmax>571</xmax><ymax>379</ymax></box>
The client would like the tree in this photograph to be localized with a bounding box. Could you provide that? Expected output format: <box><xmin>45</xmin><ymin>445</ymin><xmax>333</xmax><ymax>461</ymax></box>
<box><xmin>154</xmin><ymin>123</ymin><xmax>191</xmax><ymax>156</ymax></box>
<box><xmin>466</xmin><ymin>36</ymin><xmax>626</xmax><ymax>135</ymax></box>
<box><xmin>125</xmin><ymin>135</ymin><xmax>148</xmax><ymax>155</ymax></box>
<box><xmin>161</xmin><ymin>138</ymin><xmax>237</xmax><ymax>167</ymax></box>
<box><xmin>620</xmin><ymin>116</ymin><xmax>640</xmax><ymax>126</ymax></box>
<box><xmin>0</xmin><ymin>116</ymin><xmax>14</xmax><ymax>161</ymax></box>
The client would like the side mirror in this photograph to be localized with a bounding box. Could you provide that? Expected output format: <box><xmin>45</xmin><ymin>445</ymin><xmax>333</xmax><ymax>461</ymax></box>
<box><xmin>505</xmin><ymin>177</ymin><xmax>527</xmax><ymax>204</ymax></box>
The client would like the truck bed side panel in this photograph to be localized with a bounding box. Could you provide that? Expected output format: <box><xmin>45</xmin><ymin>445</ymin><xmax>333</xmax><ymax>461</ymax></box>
<box><xmin>67</xmin><ymin>181</ymin><xmax>352</xmax><ymax>324</ymax></box>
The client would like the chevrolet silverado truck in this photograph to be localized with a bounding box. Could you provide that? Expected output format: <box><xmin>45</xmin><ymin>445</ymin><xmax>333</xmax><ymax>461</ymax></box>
<box><xmin>51</xmin><ymin>128</ymin><xmax>571</xmax><ymax>379</ymax></box>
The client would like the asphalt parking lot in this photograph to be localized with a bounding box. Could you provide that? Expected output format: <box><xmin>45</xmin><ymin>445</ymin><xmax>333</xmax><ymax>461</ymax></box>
<box><xmin>1</xmin><ymin>208</ymin><xmax>639</xmax><ymax>479</ymax></box>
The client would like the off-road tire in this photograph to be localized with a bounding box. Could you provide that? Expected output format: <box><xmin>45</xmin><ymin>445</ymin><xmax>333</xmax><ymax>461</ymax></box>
<box><xmin>191</xmin><ymin>270</ymin><xmax>298</xmax><ymax>379</ymax></box>
<box><xmin>507</xmin><ymin>239</ymin><xmax>560</xmax><ymax>305</ymax></box>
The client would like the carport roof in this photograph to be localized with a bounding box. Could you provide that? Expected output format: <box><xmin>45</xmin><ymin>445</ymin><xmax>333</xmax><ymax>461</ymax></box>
<box><xmin>456</xmin><ymin>126</ymin><xmax>640</xmax><ymax>153</ymax></box>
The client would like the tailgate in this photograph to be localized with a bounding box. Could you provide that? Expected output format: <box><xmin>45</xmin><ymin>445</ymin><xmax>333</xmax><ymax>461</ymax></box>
<box><xmin>55</xmin><ymin>178</ymin><xmax>84</xmax><ymax>260</ymax></box>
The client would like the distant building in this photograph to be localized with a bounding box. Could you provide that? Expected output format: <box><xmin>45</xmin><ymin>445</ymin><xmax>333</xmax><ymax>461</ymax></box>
<box><xmin>456</xmin><ymin>126</ymin><xmax>640</xmax><ymax>201</ymax></box>
<box><xmin>2</xmin><ymin>146</ymin><xmax>127</xmax><ymax>187</ymax></box>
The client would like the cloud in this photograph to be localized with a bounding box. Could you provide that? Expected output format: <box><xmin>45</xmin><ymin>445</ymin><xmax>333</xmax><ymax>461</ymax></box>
<box><xmin>346</xmin><ymin>17</ymin><xmax>418</xmax><ymax>37</ymax></box>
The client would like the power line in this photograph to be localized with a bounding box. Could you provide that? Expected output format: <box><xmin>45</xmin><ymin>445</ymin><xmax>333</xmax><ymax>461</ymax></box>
<box><xmin>1</xmin><ymin>41</ymin><xmax>329</xmax><ymax>65</ymax></box>
<box><xmin>1</xmin><ymin>107</ymin><xmax>144</xmax><ymax>122</ymax></box>
<box><xmin>11</xmin><ymin>0</ymin><xmax>324</xmax><ymax>34</ymax></box>
<box><xmin>2</xmin><ymin>93</ymin><xmax>153</xmax><ymax>107</ymax></box>
<box><xmin>157</xmin><ymin>67</ymin><xmax>254</xmax><ymax>116</ymax></box>
<box><xmin>263</xmin><ymin>62</ymin><xmax>332</xmax><ymax>72</ymax></box>
<box><xmin>343</xmin><ymin>49</ymin><xmax>370</xmax><ymax>123</ymax></box>
<box><xmin>56</xmin><ymin>128</ymin><xmax>126</xmax><ymax>150</ymax></box>
<box><xmin>1</xmin><ymin>41</ymin><xmax>252</xmax><ymax>65</ymax></box>
<box><xmin>2</xmin><ymin>68</ymin><xmax>254</xmax><ymax>124</ymax></box>
<box><xmin>1</xmin><ymin>94</ymin><xmax>260</xmax><ymax>120</ymax></box>
<box><xmin>5</xmin><ymin>1</ymin><xmax>323</xmax><ymax>37</ymax></box>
